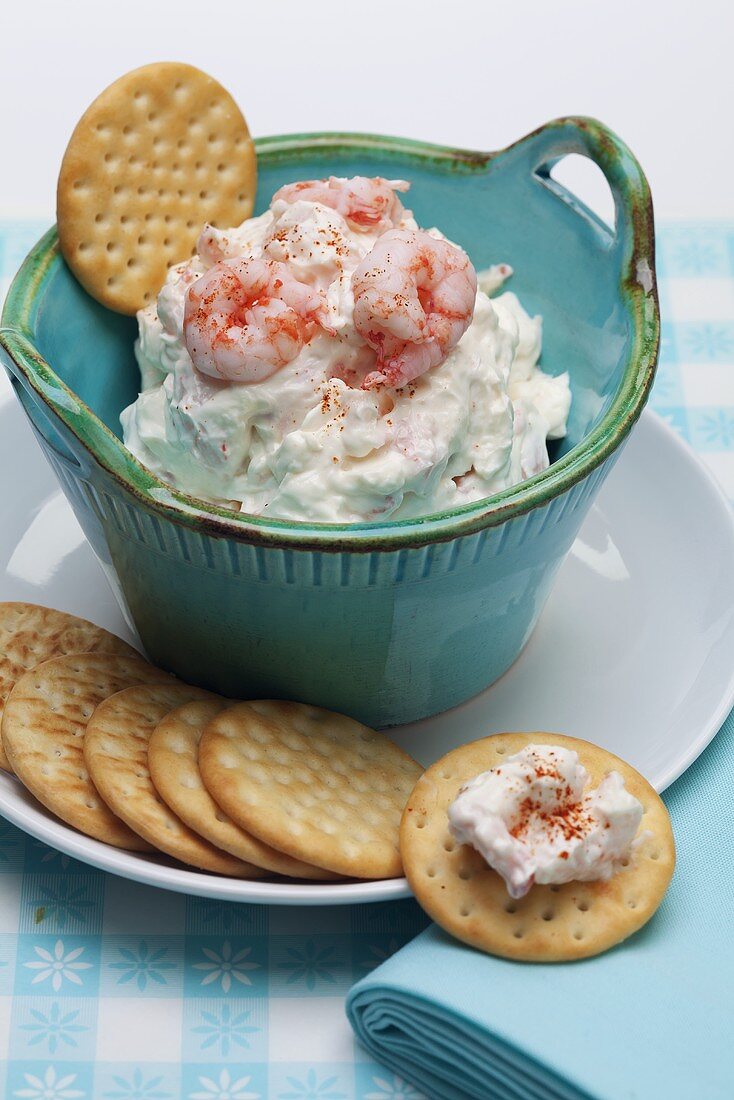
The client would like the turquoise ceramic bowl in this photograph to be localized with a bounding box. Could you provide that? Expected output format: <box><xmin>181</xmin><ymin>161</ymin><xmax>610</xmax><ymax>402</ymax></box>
<box><xmin>0</xmin><ymin>117</ymin><xmax>658</xmax><ymax>727</ymax></box>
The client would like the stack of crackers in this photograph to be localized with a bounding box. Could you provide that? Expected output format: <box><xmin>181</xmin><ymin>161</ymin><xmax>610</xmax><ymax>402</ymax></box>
<box><xmin>0</xmin><ymin>603</ymin><xmax>675</xmax><ymax>959</ymax></box>
<box><xmin>0</xmin><ymin>603</ymin><xmax>421</xmax><ymax>881</ymax></box>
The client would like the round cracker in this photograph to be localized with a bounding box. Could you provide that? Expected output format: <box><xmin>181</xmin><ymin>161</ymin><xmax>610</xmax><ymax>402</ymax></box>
<box><xmin>400</xmin><ymin>733</ymin><xmax>675</xmax><ymax>962</ymax></box>
<box><xmin>84</xmin><ymin>684</ymin><xmax>257</xmax><ymax>876</ymax></box>
<box><xmin>57</xmin><ymin>61</ymin><xmax>257</xmax><ymax>314</ymax></box>
<box><xmin>0</xmin><ymin>602</ymin><xmax>138</xmax><ymax>774</ymax></box>
<box><xmin>1</xmin><ymin>651</ymin><xmax>173</xmax><ymax>849</ymax></box>
<box><xmin>149</xmin><ymin>700</ymin><xmax>339</xmax><ymax>880</ymax></box>
<box><xmin>199</xmin><ymin>700</ymin><xmax>422</xmax><ymax>879</ymax></box>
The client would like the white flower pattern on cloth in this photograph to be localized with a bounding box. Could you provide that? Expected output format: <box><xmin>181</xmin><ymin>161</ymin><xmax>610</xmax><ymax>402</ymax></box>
<box><xmin>364</xmin><ymin>1075</ymin><xmax>426</xmax><ymax>1100</ymax></box>
<box><xmin>360</xmin><ymin>939</ymin><xmax>401</xmax><ymax>972</ymax></box>
<box><xmin>101</xmin><ymin>1068</ymin><xmax>170</xmax><ymax>1098</ymax></box>
<box><xmin>188</xmin><ymin>1070</ymin><xmax>258</xmax><ymax>1100</ymax></box>
<box><xmin>108</xmin><ymin>940</ymin><xmax>177</xmax><ymax>991</ymax></box>
<box><xmin>19</xmin><ymin>1004</ymin><xmax>87</xmax><ymax>1053</ymax></box>
<box><xmin>13</xmin><ymin>1066</ymin><xmax>84</xmax><ymax>1099</ymax></box>
<box><xmin>277</xmin><ymin>1068</ymin><xmax>347</xmax><ymax>1098</ymax></box>
<box><xmin>191</xmin><ymin>1005</ymin><xmax>259</xmax><ymax>1056</ymax></box>
<box><xmin>681</xmin><ymin>321</ymin><xmax>734</xmax><ymax>358</ymax></box>
<box><xmin>23</xmin><ymin>941</ymin><xmax>93</xmax><ymax>992</ymax></box>
<box><xmin>278</xmin><ymin>939</ymin><xmax>339</xmax><ymax>990</ymax></box>
<box><xmin>192</xmin><ymin>941</ymin><xmax>260</xmax><ymax>992</ymax></box>
<box><xmin>27</xmin><ymin>881</ymin><xmax>95</xmax><ymax>930</ymax></box>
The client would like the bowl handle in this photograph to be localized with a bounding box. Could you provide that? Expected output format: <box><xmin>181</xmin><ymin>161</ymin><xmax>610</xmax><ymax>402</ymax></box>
<box><xmin>506</xmin><ymin>116</ymin><xmax>655</xmax><ymax>275</ymax></box>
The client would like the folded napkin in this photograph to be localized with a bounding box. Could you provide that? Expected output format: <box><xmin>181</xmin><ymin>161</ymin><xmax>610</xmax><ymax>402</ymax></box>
<box><xmin>347</xmin><ymin>710</ymin><xmax>734</xmax><ymax>1100</ymax></box>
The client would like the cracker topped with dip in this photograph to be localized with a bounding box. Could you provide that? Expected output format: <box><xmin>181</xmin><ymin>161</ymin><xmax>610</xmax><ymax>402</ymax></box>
<box><xmin>400</xmin><ymin>733</ymin><xmax>675</xmax><ymax>961</ymax></box>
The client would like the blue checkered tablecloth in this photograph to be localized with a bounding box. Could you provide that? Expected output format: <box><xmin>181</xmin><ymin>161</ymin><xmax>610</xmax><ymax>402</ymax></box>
<box><xmin>0</xmin><ymin>222</ymin><xmax>732</xmax><ymax>1100</ymax></box>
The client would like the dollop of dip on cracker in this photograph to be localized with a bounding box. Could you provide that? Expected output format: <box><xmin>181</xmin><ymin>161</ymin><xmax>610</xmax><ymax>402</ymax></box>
<box><xmin>448</xmin><ymin>744</ymin><xmax>643</xmax><ymax>899</ymax></box>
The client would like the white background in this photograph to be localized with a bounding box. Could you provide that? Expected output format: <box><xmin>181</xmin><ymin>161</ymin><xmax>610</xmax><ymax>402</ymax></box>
<box><xmin>1</xmin><ymin>0</ymin><xmax>732</xmax><ymax>220</ymax></box>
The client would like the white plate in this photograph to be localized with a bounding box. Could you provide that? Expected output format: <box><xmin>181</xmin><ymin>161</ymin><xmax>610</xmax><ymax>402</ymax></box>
<box><xmin>1</xmin><ymin>396</ymin><xmax>733</xmax><ymax>905</ymax></box>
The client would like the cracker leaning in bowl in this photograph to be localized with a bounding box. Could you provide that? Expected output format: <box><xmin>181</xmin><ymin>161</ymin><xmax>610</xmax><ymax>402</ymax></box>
<box><xmin>401</xmin><ymin>733</ymin><xmax>675</xmax><ymax>962</ymax></box>
<box><xmin>57</xmin><ymin>61</ymin><xmax>257</xmax><ymax>314</ymax></box>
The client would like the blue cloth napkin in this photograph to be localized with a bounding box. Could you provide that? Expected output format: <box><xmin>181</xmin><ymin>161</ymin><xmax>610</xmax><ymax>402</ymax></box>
<box><xmin>347</xmin><ymin>710</ymin><xmax>734</xmax><ymax>1100</ymax></box>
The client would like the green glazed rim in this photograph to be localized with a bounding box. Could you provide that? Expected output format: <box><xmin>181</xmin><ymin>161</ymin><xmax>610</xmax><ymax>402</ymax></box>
<box><xmin>0</xmin><ymin>116</ymin><xmax>659</xmax><ymax>551</ymax></box>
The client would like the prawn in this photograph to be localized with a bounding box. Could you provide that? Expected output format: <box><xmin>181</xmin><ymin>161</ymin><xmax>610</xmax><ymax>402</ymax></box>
<box><xmin>352</xmin><ymin>228</ymin><xmax>477</xmax><ymax>389</ymax></box>
<box><xmin>272</xmin><ymin>176</ymin><xmax>410</xmax><ymax>232</ymax></box>
<box><xmin>183</xmin><ymin>258</ymin><xmax>329</xmax><ymax>383</ymax></box>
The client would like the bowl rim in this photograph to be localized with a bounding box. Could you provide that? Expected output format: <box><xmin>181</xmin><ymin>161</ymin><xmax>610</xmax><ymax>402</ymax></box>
<box><xmin>0</xmin><ymin>116</ymin><xmax>659</xmax><ymax>552</ymax></box>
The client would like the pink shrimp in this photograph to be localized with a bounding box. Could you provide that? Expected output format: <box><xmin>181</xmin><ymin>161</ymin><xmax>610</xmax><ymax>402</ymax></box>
<box><xmin>272</xmin><ymin>176</ymin><xmax>410</xmax><ymax>232</ymax></box>
<box><xmin>183</xmin><ymin>258</ymin><xmax>329</xmax><ymax>383</ymax></box>
<box><xmin>352</xmin><ymin>228</ymin><xmax>477</xmax><ymax>390</ymax></box>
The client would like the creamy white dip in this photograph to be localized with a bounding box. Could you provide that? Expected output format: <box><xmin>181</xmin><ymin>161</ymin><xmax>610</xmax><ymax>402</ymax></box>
<box><xmin>121</xmin><ymin>182</ymin><xmax>571</xmax><ymax>522</ymax></box>
<box><xmin>448</xmin><ymin>745</ymin><xmax>644</xmax><ymax>899</ymax></box>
